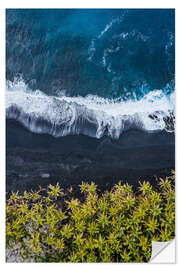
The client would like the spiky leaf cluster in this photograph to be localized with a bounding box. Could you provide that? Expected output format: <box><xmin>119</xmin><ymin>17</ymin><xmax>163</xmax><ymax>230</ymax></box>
<box><xmin>6</xmin><ymin>172</ymin><xmax>175</xmax><ymax>262</ymax></box>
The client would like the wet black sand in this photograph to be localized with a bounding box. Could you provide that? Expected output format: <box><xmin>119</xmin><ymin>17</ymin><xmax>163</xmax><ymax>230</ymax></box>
<box><xmin>6</xmin><ymin>119</ymin><xmax>175</xmax><ymax>197</ymax></box>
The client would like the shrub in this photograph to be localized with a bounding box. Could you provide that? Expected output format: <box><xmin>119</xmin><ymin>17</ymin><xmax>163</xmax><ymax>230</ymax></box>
<box><xmin>6</xmin><ymin>172</ymin><xmax>175</xmax><ymax>262</ymax></box>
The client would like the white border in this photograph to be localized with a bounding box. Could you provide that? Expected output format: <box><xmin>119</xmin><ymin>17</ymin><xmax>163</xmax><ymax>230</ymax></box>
<box><xmin>0</xmin><ymin>0</ymin><xmax>178</xmax><ymax>9</ymax></box>
<box><xmin>0</xmin><ymin>5</ymin><xmax>5</xmax><ymax>266</ymax></box>
<box><xmin>0</xmin><ymin>1</ymin><xmax>179</xmax><ymax>269</ymax></box>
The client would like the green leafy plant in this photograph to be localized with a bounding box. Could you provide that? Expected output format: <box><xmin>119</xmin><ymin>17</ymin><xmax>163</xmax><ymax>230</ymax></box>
<box><xmin>6</xmin><ymin>172</ymin><xmax>175</xmax><ymax>262</ymax></box>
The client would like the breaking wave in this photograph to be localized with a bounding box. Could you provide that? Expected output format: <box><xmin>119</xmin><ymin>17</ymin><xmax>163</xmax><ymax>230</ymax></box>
<box><xmin>6</xmin><ymin>79</ymin><xmax>175</xmax><ymax>139</ymax></box>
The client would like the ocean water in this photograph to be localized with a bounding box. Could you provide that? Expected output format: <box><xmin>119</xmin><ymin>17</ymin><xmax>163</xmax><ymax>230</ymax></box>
<box><xmin>6</xmin><ymin>9</ymin><xmax>175</xmax><ymax>140</ymax></box>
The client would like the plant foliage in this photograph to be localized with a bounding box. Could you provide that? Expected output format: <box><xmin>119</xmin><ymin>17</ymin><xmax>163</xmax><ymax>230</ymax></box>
<box><xmin>6</xmin><ymin>172</ymin><xmax>175</xmax><ymax>262</ymax></box>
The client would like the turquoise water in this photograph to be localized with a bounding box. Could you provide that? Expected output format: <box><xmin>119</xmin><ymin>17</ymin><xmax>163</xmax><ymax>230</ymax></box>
<box><xmin>6</xmin><ymin>9</ymin><xmax>175</xmax><ymax>99</ymax></box>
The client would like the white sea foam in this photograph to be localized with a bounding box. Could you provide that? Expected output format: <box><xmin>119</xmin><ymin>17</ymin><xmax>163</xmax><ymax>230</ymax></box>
<box><xmin>6</xmin><ymin>79</ymin><xmax>175</xmax><ymax>139</ymax></box>
<box><xmin>97</xmin><ymin>18</ymin><xmax>120</xmax><ymax>40</ymax></box>
<box><xmin>88</xmin><ymin>18</ymin><xmax>119</xmax><ymax>61</ymax></box>
<box><xmin>88</xmin><ymin>13</ymin><xmax>126</xmax><ymax>61</ymax></box>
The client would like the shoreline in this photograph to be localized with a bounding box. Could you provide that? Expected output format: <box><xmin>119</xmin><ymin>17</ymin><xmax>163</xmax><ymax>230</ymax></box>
<box><xmin>6</xmin><ymin>119</ymin><xmax>175</xmax><ymax>197</ymax></box>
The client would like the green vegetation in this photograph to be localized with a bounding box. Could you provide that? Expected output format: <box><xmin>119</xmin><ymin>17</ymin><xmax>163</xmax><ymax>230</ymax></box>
<box><xmin>6</xmin><ymin>172</ymin><xmax>175</xmax><ymax>262</ymax></box>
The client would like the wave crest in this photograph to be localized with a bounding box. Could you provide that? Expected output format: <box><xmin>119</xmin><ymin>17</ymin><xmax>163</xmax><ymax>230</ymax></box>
<box><xmin>6</xmin><ymin>80</ymin><xmax>175</xmax><ymax>139</ymax></box>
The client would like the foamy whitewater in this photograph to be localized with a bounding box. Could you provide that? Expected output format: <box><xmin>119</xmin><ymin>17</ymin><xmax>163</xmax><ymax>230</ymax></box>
<box><xmin>6</xmin><ymin>79</ymin><xmax>175</xmax><ymax>139</ymax></box>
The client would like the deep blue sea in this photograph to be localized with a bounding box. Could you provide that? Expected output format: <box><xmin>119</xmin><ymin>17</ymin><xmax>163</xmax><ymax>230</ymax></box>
<box><xmin>6</xmin><ymin>9</ymin><xmax>175</xmax><ymax>139</ymax></box>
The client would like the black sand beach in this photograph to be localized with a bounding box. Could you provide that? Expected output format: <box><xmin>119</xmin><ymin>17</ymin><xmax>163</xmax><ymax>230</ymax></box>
<box><xmin>6</xmin><ymin>119</ymin><xmax>175</xmax><ymax>197</ymax></box>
